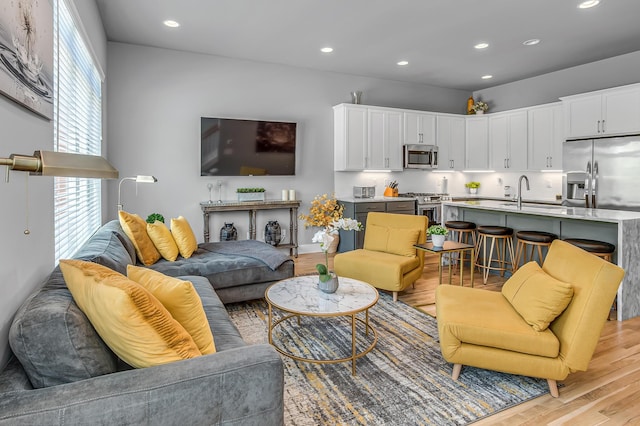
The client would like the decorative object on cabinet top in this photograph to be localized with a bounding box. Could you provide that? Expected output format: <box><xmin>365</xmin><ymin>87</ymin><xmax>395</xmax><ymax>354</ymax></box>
<box><xmin>470</xmin><ymin>101</ymin><xmax>489</xmax><ymax>114</ymax></box>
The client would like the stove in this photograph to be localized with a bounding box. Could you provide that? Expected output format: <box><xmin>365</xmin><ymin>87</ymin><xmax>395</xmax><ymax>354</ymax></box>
<box><xmin>398</xmin><ymin>192</ymin><xmax>450</xmax><ymax>224</ymax></box>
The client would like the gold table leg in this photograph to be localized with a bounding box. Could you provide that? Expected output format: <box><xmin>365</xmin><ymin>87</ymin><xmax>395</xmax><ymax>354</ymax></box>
<box><xmin>268</xmin><ymin>303</ymin><xmax>273</xmax><ymax>344</ymax></box>
<box><xmin>438</xmin><ymin>253</ymin><xmax>443</xmax><ymax>284</ymax></box>
<box><xmin>351</xmin><ymin>313</ymin><xmax>357</xmax><ymax>375</ymax></box>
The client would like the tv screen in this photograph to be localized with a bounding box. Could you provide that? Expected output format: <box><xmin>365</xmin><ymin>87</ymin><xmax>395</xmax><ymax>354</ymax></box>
<box><xmin>201</xmin><ymin>117</ymin><xmax>296</xmax><ymax>176</ymax></box>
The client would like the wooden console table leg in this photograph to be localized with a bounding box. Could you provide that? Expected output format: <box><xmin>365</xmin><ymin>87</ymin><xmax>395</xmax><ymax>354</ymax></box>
<box><xmin>203</xmin><ymin>212</ymin><xmax>210</xmax><ymax>242</ymax></box>
<box><xmin>249</xmin><ymin>210</ymin><xmax>257</xmax><ymax>240</ymax></box>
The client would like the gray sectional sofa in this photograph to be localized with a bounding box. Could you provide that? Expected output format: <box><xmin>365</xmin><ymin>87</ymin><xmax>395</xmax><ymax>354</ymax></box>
<box><xmin>0</xmin><ymin>220</ymin><xmax>292</xmax><ymax>425</ymax></box>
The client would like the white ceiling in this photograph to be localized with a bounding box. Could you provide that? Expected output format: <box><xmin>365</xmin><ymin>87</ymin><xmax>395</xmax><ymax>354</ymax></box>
<box><xmin>95</xmin><ymin>0</ymin><xmax>640</xmax><ymax>91</ymax></box>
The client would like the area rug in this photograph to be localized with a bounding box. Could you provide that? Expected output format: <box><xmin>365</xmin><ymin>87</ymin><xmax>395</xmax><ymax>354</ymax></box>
<box><xmin>226</xmin><ymin>292</ymin><xmax>547</xmax><ymax>425</ymax></box>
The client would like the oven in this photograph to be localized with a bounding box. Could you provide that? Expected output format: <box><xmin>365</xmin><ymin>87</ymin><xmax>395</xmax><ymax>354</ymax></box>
<box><xmin>398</xmin><ymin>192</ymin><xmax>449</xmax><ymax>227</ymax></box>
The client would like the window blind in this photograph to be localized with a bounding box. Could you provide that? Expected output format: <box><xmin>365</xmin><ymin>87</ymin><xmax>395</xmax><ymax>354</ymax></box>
<box><xmin>53</xmin><ymin>0</ymin><xmax>103</xmax><ymax>262</ymax></box>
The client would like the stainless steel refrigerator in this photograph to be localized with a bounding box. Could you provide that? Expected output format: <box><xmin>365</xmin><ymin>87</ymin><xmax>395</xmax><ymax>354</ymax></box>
<box><xmin>563</xmin><ymin>136</ymin><xmax>640</xmax><ymax>211</ymax></box>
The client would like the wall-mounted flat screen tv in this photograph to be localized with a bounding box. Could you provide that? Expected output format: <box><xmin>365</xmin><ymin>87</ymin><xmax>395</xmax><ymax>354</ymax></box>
<box><xmin>201</xmin><ymin>117</ymin><xmax>296</xmax><ymax>176</ymax></box>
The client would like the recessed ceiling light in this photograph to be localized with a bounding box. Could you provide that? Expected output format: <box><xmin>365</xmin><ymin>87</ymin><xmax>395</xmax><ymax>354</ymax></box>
<box><xmin>481</xmin><ymin>75</ymin><xmax>493</xmax><ymax>80</ymax></box>
<box><xmin>578</xmin><ymin>0</ymin><xmax>600</xmax><ymax>9</ymax></box>
<box><xmin>163</xmin><ymin>20</ymin><xmax>180</xmax><ymax>28</ymax></box>
<box><xmin>320</xmin><ymin>47</ymin><xmax>333</xmax><ymax>53</ymax></box>
<box><xmin>397</xmin><ymin>60</ymin><xmax>409</xmax><ymax>66</ymax></box>
<box><xmin>523</xmin><ymin>39</ymin><xmax>541</xmax><ymax>46</ymax></box>
<box><xmin>474</xmin><ymin>43</ymin><xmax>489</xmax><ymax>49</ymax></box>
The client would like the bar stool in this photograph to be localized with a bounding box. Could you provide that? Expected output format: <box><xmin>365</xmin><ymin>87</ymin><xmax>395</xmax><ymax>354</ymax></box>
<box><xmin>475</xmin><ymin>226</ymin><xmax>515</xmax><ymax>284</ymax></box>
<box><xmin>445</xmin><ymin>221</ymin><xmax>477</xmax><ymax>269</ymax></box>
<box><xmin>563</xmin><ymin>238</ymin><xmax>615</xmax><ymax>262</ymax></box>
<box><xmin>514</xmin><ymin>231</ymin><xmax>558</xmax><ymax>270</ymax></box>
<box><xmin>564</xmin><ymin>238</ymin><xmax>616</xmax><ymax>320</ymax></box>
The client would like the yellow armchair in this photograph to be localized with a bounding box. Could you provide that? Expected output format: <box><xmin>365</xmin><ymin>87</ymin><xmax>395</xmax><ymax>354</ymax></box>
<box><xmin>436</xmin><ymin>239</ymin><xmax>624</xmax><ymax>397</ymax></box>
<box><xmin>334</xmin><ymin>212</ymin><xmax>428</xmax><ymax>301</ymax></box>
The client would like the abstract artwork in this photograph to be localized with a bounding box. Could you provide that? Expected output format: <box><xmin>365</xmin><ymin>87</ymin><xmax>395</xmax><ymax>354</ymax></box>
<box><xmin>0</xmin><ymin>0</ymin><xmax>53</xmax><ymax>119</ymax></box>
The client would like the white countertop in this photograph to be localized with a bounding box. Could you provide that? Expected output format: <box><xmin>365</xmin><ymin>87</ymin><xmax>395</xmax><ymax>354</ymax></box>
<box><xmin>443</xmin><ymin>200</ymin><xmax>640</xmax><ymax>223</ymax></box>
<box><xmin>338</xmin><ymin>196</ymin><xmax>416</xmax><ymax>203</ymax></box>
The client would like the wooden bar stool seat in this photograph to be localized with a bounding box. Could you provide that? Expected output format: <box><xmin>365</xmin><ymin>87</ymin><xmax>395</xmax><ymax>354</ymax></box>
<box><xmin>515</xmin><ymin>230</ymin><xmax>558</xmax><ymax>269</ymax></box>
<box><xmin>563</xmin><ymin>238</ymin><xmax>615</xmax><ymax>262</ymax></box>
<box><xmin>445</xmin><ymin>221</ymin><xmax>477</xmax><ymax>269</ymax></box>
<box><xmin>475</xmin><ymin>226</ymin><xmax>515</xmax><ymax>284</ymax></box>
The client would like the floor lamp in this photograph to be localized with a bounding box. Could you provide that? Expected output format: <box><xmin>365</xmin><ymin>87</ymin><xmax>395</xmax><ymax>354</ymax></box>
<box><xmin>117</xmin><ymin>175</ymin><xmax>158</xmax><ymax>211</ymax></box>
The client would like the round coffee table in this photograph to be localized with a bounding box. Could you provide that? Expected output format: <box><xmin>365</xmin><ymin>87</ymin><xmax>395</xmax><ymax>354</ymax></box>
<box><xmin>265</xmin><ymin>275</ymin><xmax>379</xmax><ymax>375</ymax></box>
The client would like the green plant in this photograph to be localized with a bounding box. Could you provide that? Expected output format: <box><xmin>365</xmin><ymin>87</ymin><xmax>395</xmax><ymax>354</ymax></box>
<box><xmin>465</xmin><ymin>181</ymin><xmax>481</xmax><ymax>189</ymax></box>
<box><xmin>428</xmin><ymin>225</ymin><xmax>449</xmax><ymax>236</ymax></box>
<box><xmin>236</xmin><ymin>187</ymin><xmax>265</xmax><ymax>193</ymax></box>
<box><xmin>146</xmin><ymin>213</ymin><xmax>165</xmax><ymax>224</ymax></box>
<box><xmin>471</xmin><ymin>101</ymin><xmax>489</xmax><ymax>113</ymax></box>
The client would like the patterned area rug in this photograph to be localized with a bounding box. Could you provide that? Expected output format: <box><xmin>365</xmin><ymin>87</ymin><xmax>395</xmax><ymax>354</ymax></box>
<box><xmin>226</xmin><ymin>292</ymin><xmax>547</xmax><ymax>425</ymax></box>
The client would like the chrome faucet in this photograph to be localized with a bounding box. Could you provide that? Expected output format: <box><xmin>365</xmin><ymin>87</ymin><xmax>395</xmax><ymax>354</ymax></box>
<box><xmin>517</xmin><ymin>175</ymin><xmax>530</xmax><ymax>209</ymax></box>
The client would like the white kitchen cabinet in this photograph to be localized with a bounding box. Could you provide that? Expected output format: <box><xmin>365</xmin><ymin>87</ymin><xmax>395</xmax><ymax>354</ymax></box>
<box><xmin>465</xmin><ymin>116</ymin><xmax>489</xmax><ymax>170</ymax></box>
<box><xmin>404</xmin><ymin>111</ymin><xmax>436</xmax><ymax>145</ymax></box>
<box><xmin>368</xmin><ymin>108</ymin><xmax>403</xmax><ymax>170</ymax></box>
<box><xmin>561</xmin><ymin>83</ymin><xmax>640</xmax><ymax>139</ymax></box>
<box><xmin>333</xmin><ymin>104</ymin><xmax>403</xmax><ymax>171</ymax></box>
<box><xmin>436</xmin><ymin>114</ymin><xmax>465</xmax><ymax>170</ymax></box>
<box><xmin>528</xmin><ymin>103</ymin><xmax>563</xmax><ymax>170</ymax></box>
<box><xmin>489</xmin><ymin>110</ymin><xmax>527</xmax><ymax>171</ymax></box>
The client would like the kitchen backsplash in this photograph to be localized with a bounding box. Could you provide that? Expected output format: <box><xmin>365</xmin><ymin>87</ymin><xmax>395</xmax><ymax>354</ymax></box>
<box><xmin>334</xmin><ymin>171</ymin><xmax>563</xmax><ymax>202</ymax></box>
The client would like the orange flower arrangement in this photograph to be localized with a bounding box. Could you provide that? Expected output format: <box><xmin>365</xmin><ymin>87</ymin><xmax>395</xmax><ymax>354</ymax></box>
<box><xmin>299</xmin><ymin>193</ymin><xmax>344</xmax><ymax>228</ymax></box>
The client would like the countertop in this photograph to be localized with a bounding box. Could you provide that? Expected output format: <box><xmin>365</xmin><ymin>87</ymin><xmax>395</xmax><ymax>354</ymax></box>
<box><xmin>337</xmin><ymin>196</ymin><xmax>417</xmax><ymax>203</ymax></box>
<box><xmin>442</xmin><ymin>200</ymin><xmax>640</xmax><ymax>223</ymax></box>
<box><xmin>449</xmin><ymin>194</ymin><xmax>563</xmax><ymax>206</ymax></box>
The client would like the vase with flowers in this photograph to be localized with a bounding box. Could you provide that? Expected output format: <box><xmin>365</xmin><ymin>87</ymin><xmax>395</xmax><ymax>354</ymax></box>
<box><xmin>299</xmin><ymin>193</ymin><xmax>345</xmax><ymax>253</ymax></box>
<box><xmin>471</xmin><ymin>101</ymin><xmax>489</xmax><ymax>115</ymax></box>
<box><xmin>312</xmin><ymin>217</ymin><xmax>363</xmax><ymax>293</ymax></box>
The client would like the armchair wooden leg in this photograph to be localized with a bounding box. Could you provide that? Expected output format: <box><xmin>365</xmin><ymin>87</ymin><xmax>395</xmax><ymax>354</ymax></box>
<box><xmin>393</xmin><ymin>291</ymin><xmax>398</xmax><ymax>302</ymax></box>
<box><xmin>547</xmin><ymin>379</ymin><xmax>559</xmax><ymax>398</ymax></box>
<box><xmin>452</xmin><ymin>364</ymin><xmax>462</xmax><ymax>380</ymax></box>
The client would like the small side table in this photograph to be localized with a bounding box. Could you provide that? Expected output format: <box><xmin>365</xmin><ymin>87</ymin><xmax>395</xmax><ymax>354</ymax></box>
<box><xmin>414</xmin><ymin>241</ymin><xmax>475</xmax><ymax>287</ymax></box>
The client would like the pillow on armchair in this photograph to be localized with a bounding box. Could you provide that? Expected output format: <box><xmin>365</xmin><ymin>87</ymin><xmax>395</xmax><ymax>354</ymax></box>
<box><xmin>502</xmin><ymin>261</ymin><xmax>574</xmax><ymax>331</ymax></box>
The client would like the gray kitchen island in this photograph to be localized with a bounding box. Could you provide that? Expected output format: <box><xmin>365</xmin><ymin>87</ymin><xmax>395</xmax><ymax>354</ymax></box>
<box><xmin>442</xmin><ymin>200</ymin><xmax>640</xmax><ymax>321</ymax></box>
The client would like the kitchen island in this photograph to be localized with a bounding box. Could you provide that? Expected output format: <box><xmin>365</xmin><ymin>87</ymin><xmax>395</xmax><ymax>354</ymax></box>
<box><xmin>442</xmin><ymin>200</ymin><xmax>640</xmax><ymax>321</ymax></box>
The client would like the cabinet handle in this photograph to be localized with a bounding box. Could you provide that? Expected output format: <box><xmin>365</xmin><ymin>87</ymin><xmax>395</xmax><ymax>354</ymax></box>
<box><xmin>597</xmin><ymin>120</ymin><xmax>601</xmax><ymax>133</ymax></box>
<box><xmin>504</xmin><ymin>158</ymin><xmax>507</xmax><ymax>168</ymax></box>
<box><xmin>385</xmin><ymin>158</ymin><xmax>389</xmax><ymax>168</ymax></box>
<box><xmin>419</xmin><ymin>133</ymin><xmax>423</xmax><ymax>143</ymax></box>
<box><xmin>549</xmin><ymin>156</ymin><xmax>552</xmax><ymax>168</ymax></box>
<box><xmin>450</xmin><ymin>159</ymin><xmax>454</xmax><ymax>168</ymax></box>
<box><xmin>602</xmin><ymin>120</ymin><xmax>605</xmax><ymax>133</ymax></box>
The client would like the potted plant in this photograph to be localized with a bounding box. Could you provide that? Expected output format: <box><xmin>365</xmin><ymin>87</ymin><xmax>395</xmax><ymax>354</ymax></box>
<box><xmin>428</xmin><ymin>224</ymin><xmax>448</xmax><ymax>247</ymax></box>
<box><xmin>146</xmin><ymin>213</ymin><xmax>165</xmax><ymax>224</ymax></box>
<box><xmin>236</xmin><ymin>187</ymin><xmax>266</xmax><ymax>202</ymax></box>
<box><xmin>471</xmin><ymin>101</ymin><xmax>489</xmax><ymax>115</ymax></box>
<box><xmin>465</xmin><ymin>181</ymin><xmax>481</xmax><ymax>194</ymax></box>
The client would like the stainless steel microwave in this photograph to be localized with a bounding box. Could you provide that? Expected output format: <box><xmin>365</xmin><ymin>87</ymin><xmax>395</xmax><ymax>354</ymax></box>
<box><xmin>403</xmin><ymin>144</ymin><xmax>438</xmax><ymax>169</ymax></box>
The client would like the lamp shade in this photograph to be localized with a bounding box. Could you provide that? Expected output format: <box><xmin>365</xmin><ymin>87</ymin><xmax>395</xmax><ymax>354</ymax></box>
<box><xmin>1</xmin><ymin>151</ymin><xmax>118</xmax><ymax>179</ymax></box>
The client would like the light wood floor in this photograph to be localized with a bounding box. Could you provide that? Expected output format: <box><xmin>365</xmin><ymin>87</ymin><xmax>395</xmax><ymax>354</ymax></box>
<box><xmin>293</xmin><ymin>252</ymin><xmax>640</xmax><ymax>425</ymax></box>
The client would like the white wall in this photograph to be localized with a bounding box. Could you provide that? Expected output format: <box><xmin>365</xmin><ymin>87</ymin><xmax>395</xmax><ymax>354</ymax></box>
<box><xmin>473</xmin><ymin>50</ymin><xmax>640</xmax><ymax>112</ymax></box>
<box><xmin>0</xmin><ymin>0</ymin><xmax>107</xmax><ymax>367</ymax></box>
<box><xmin>105</xmin><ymin>43</ymin><xmax>469</xmax><ymax>248</ymax></box>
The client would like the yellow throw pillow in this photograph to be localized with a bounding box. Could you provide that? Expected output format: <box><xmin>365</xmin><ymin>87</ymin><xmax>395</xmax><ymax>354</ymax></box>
<box><xmin>127</xmin><ymin>265</ymin><xmax>216</xmax><ymax>355</ymax></box>
<box><xmin>171</xmin><ymin>216</ymin><xmax>198</xmax><ymax>259</ymax></box>
<box><xmin>387</xmin><ymin>228</ymin><xmax>420</xmax><ymax>257</ymax></box>
<box><xmin>502</xmin><ymin>261</ymin><xmax>574</xmax><ymax>331</ymax></box>
<box><xmin>59</xmin><ymin>259</ymin><xmax>201</xmax><ymax>368</ymax></box>
<box><xmin>363</xmin><ymin>224</ymin><xmax>389</xmax><ymax>253</ymax></box>
<box><xmin>147</xmin><ymin>221</ymin><xmax>179</xmax><ymax>261</ymax></box>
<box><xmin>118</xmin><ymin>211</ymin><xmax>161</xmax><ymax>266</ymax></box>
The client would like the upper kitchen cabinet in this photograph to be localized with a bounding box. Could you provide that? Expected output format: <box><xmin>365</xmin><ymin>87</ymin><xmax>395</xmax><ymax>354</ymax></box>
<box><xmin>465</xmin><ymin>116</ymin><xmax>489</xmax><ymax>170</ymax></box>
<box><xmin>368</xmin><ymin>108</ymin><xmax>403</xmax><ymax>170</ymax></box>
<box><xmin>404</xmin><ymin>111</ymin><xmax>436</xmax><ymax>145</ymax></box>
<box><xmin>333</xmin><ymin>104</ymin><xmax>403</xmax><ymax>171</ymax></box>
<box><xmin>528</xmin><ymin>103</ymin><xmax>562</xmax><ymax>170</ymax></box>
<box><xmin>561</xmin><ymin>83</ymin><xmax>640</xmax><ymax>139</ymax></box>
<box><xmin>489</xmin><ymin>110</ymin><xmax>527</xmax><ymax>171</ymax></box>
<box><xmin>436</xmin><ymin>114</ymin><xmax>465</xmax><ymax>170</ymax></box>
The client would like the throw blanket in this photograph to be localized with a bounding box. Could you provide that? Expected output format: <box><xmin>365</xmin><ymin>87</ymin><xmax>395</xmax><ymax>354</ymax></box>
<box><xmin>200</xmin><ymin>240</ymin><xmax>290</xmax><ymax>271</ymax></box>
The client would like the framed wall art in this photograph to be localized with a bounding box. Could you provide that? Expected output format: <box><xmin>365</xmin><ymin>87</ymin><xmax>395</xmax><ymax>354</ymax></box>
<box><xmin>0</xmin><ymin>0</ymin><xmax>53</xmax><ymax>120</ymax></box>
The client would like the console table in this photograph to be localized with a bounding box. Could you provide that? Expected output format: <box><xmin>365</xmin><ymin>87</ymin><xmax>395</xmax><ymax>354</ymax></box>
<box><xmin>200</xmin><ymin>200</ymin><xmax>301</xmax><ymax>257</ymax></box>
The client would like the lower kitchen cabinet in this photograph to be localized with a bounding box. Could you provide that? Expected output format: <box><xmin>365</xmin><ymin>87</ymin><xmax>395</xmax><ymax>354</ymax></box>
<box><xmin>337</xmin><ymin>199</ymin><xmax>416</xmax><ymax>252</ymax></box>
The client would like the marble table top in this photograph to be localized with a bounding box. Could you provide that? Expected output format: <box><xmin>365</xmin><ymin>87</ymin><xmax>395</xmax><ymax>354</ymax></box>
<box><xmin>266</xmin><ymin>276</ymin><xmax>379</xmax><ymax>316</ymax></box>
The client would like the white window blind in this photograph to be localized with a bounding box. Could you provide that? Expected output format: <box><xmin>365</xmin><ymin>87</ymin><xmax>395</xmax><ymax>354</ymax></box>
<box><xmin>53</xmin><ymin>0</ymin><xmax>103</xmax><ymax>262</ymax></box>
